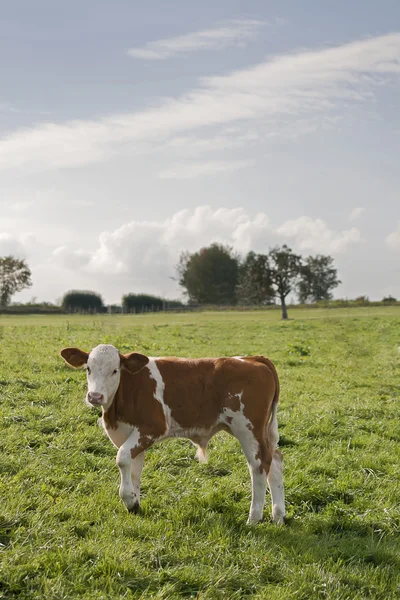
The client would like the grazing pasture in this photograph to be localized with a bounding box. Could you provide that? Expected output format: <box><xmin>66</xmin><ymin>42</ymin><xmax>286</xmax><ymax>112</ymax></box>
<box><xmin>1</xmin><ymin>308</ymin><xmax>400</xmax><ymax>599</ymax></box>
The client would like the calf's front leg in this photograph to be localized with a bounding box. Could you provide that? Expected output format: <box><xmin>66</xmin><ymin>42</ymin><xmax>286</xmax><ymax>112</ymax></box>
<box><xmin>116</xmin><ymin>429</ymin><xmax>151</xmax><ymax>513</ymax></box>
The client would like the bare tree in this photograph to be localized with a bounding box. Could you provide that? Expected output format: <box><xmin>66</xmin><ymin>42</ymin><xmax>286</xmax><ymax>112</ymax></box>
<box><xmin>268</xmin><ymin>246</ymin><xmax>302</xmax><ymax>319</ymax></box>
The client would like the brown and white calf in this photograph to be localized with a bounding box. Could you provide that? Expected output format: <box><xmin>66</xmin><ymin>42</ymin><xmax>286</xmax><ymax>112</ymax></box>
<box><xmin>60</xmin><ymin>344</ymin><xmax>285</xmax><ymax>525</ymax></box>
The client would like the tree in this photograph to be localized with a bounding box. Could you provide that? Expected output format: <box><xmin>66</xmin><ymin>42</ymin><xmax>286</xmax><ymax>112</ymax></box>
<box><xmin>62</xmin><ymin>290</ymin><xmax>104</xmax><ymax>313</ymax></box>
<box><xmin>178</xmin><ymin>243</ymin><xmax>239</xmax><ymax>304</ymax></box>
<box><xmin>236</xmin><ymin>252</ymin><xmax>275</xmax><ymax>306</ymax></box>
<box><xmin>268</xmin><ymin>245</ymin><xmax>302</xmax><ymax>320</ymax></box>
<box><xmin>122</xmin><ymin>294</ymin><xmax>164</xmax><ymax>313</ymax></box>
<box><xmin>297</xmin><ymin>255</ymin><xmax>341</xmax><ymax>303</ymax></box>
<box><xmin>122</xmin><ymin>294</ymin><xmax>183</xmax><ymax>313</ymax></box>
<box><xmin>0</xmin><ymin>255</ymin><xmax>32</xmax><ymax>307</ymax></box>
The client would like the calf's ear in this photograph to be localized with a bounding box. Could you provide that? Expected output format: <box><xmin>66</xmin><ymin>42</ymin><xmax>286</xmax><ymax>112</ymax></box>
<box><xmin>60</xmin><ymin>347</ymin><xmax>89</xmax><ymax>368</ymax></box>
<box><xmin>120</xmin><ymin>352</ymin><xmax>149</xmax><ymax>374</ymax></box>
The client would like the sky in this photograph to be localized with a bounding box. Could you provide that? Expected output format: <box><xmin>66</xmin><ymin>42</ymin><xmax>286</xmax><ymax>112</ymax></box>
<box><xmin>1</xmin><ymin>0</ymin><xmax>400</xmax><ymax>304</ymax></box>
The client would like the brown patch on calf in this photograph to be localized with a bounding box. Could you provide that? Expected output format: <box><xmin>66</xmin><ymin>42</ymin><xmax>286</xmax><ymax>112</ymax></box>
<box><xmin>156</xmin><ymin>358</ymin><xmax>223</xmax><ymax>430</ymax></box>
<box><xmin>155</xmin><ymin>355</ymin><xmax>279</xmax><ymax>437</ymax></box>
<box><xmin>103</xmin><ymin>360</ymin><xmax>167</xmax><ymax>441</ymax></box>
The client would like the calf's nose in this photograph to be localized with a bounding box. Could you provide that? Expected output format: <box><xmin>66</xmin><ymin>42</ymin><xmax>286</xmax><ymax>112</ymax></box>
<box><xmin>88</xmin><ymin>392</ymin><xmax>104</xmax><ymax>405</ymax></box>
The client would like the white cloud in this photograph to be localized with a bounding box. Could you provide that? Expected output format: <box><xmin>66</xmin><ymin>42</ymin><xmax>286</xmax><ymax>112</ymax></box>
<box><xmin>348</xmin><ymin>206</ymin><xmax>365</xmax><ymax>221</ymax></box>
<box><xmin>51</xmin><ymin>206</ymin><xmax>362</xmax><ymax>302</ymax></box>
<box><xmin>277</xmin><ymin>216</ymin><xmax>362</xmax><ymax>253</ymax></box>
<box><xmin>0</xmin><ymin>232</ymin><xmax>28</xmax><ymax>257</ymax></box>
<box><xmin>158</xmin><ymin>159</ymin><xmax>252</xmax><ymax>179</ymax></box>
<box><xmin>386</xmin><ymin>222</ymin><xmax>400</xmax><ymax>248</ymax></box>
<box><xmin>127</xmin><ymin>19</ymin><xmax>265</xmax><ymax>60</ymax></box>
<box><xmin>1</xmin><ymin>33</ymin><xmax>400</xmax><ymax>173</ymax></box>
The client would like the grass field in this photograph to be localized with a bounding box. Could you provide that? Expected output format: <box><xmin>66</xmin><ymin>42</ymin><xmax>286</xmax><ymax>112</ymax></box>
<box><xmin>1</xmin><ymin>307</ymin><xmax>400</xmax><ymax>599</ymax></box>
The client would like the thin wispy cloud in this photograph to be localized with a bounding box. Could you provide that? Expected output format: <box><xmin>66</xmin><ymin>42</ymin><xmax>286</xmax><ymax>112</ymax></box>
<box><xmin>127</xmin><ymin>19</ymin><xmax>266</xmax><ymax>60</ymax></box>
<box><xmin>158</xmin><ymin>159</ymin><xmax>252</xmax><ymax>179</ymax></box>
<box><xmin>1</xmin><ymin>33</ymin><xmax>400</xmax><ymax>173</ymax></box>
<box><xmin>0</xmin><ymin>102</ymin><xmax>19</xmax><ymax>113</ymax></box>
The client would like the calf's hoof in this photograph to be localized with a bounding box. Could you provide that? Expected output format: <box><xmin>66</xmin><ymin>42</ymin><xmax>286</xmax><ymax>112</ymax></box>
<box><xmin>246</xmin><ymin>515</ymin><xmax>262</xmax><ymax>526</ymax></box>
<box><xmin>272</xmin><ymin>510</ymin><xmax>286</xmax><ymax>526</ymax></box>
<box><xmin>127</xmin><ymin>501</ymin><xmax>140</xmax><ymax>514</ymax></box>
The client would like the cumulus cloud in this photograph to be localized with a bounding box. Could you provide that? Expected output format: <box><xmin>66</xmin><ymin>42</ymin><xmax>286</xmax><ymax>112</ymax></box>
<box><xmin>1</xmin><ymin>33</ymin><xmax>400</xmax><ymax>172</ymax></box>
<box><xmin>0</xmin><ymin>232</ymin><xmax>29</xmax><ymax>257</ymax></box>
<box><xmin>348</xmin><ymin>207</ymin><xmax>365</xmax><ymax>221</ymax></box>
<box><xmin>277</xmin><ymin>217</ymin><xmax>362</xmax><ymax>253</ymax></box>
<box><xmin>386</xmin><ymin>222</ymin><xmax>400</xmax><ymax>249</ymax></box>
<box><xmin>127</xmin><ymin>19</ymin><xmax>265</xmax><ymax>60</ymax></box>
<box><xmin>51</xmin><ymin>207</ymin><xmax>362</xmax><ymax>298</ymax></box>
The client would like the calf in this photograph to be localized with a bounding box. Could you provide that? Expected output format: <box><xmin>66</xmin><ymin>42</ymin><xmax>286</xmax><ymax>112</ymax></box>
<box><xmin>60</xmin><ymin>344</ymin><xmax>285</xmax><ymax>525</ymax></box>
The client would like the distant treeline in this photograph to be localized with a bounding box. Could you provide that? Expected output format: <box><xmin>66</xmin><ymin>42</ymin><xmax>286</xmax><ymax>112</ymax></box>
<box><xmin>1</xmin><ymin>248</ymin><xmax>399</xmax><ymax>319</ymax></box>
<box><xmin>122</xmin><ymin>294</ymin><xmax>183</xmax><ymax>313</ymax></box>
<box><xmin>1</xmin><ymin>294</ymin><xmax>398</xmax><ymax>315</ymax></box>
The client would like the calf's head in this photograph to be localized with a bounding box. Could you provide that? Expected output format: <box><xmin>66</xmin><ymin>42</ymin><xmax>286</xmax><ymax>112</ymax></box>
<box><xmin>60</xmin><ymin>344</ymin><xmax>149</xmax><ymax>409</ymax></box>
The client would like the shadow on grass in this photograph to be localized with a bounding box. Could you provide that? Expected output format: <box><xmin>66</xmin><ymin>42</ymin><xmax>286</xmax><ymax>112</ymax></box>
<box><xmin>0</xmin><ymin>516</ymin><xmax>27</xmax><ymax>548</ymax></box>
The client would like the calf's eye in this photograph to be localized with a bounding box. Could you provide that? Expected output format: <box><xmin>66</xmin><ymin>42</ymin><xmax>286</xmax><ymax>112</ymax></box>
<box><xmin>113</xmin><ymin>369</ymin><xmax>118</xmax><ymax>375</ymax></box>
<box><xmin>87</xmin><ymin>367</ymin><xmax>91</xmax><ymax>375</ymax></box>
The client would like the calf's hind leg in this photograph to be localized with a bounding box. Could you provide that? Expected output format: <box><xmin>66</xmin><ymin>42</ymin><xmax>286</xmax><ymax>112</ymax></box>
<box><xmin>267</xmin><ymin>450</ymin><xmax>285</xmax><ymax>525</ymax></box>
<box><xmin>237</xmin><ymin>430</ymin><xmax>271</xmax><ymax>525</ymax></box>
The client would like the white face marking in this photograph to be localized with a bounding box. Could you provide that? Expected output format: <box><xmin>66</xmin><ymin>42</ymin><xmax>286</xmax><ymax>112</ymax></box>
<box><xmin>146</xmin><ymin>359</ymin><xmax>171</xmax><ymax>428</ymax></box>
<box><xmin>233</xmin><ymin>356</ymin><xmax>246</xmax><ymax>362</ymax></box>
<box><xmin>85</xmin><ymin>344</ymin><xmax>121</xmax><ymax>409</ymax></box>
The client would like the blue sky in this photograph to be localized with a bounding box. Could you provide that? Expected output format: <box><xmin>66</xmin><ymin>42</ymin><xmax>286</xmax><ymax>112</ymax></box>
<box><xmin>1</xmin><ymin>0</ymin><xmax>400</xmax><ymax>302</ymax></box>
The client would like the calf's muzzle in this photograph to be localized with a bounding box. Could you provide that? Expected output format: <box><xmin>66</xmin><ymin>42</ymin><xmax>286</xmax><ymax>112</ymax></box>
<box><xmin>87</xmin><ymin>392</ymin><xmax>104</xmax><ymax>406</ymax></box>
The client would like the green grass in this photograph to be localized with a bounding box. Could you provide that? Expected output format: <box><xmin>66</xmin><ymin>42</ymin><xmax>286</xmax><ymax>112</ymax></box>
<box><xmin>1</xmin><ymin>307</ymin><xmax>400</xmax><ymax>599</ymax></box>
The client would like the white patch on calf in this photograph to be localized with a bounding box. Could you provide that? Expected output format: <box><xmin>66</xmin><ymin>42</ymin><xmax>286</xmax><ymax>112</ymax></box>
<box><xmin>268</xmin><ymin>403</ymin><xmax>280</xmax><ymax>450</ymax></box>
<box><xmin>268</xmin><ymin>451</ymin><xmax>285</xmax><ymax>525</ymax></box>
<box><xmin>218</xmin><ymin>391</ymin><xmax>266</xmax><ymax>523</ymax></box>
<box><xmin>146</xmin><ymin>359</ymin><xmax>171</xmax><ymax>428</ymax></box>
<box><xmin>104</xmin><ymin>420</ymin><xmax>135</xmax><ymax>448</ymax></box>
<box><xmin>218</xmin><ymin>392</ymin><xmax>255</xmax><ymax>443</ymax></box>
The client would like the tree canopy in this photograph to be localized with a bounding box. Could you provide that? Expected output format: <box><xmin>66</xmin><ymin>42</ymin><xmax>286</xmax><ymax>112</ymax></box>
<box><xmin>297</xmin><ymin>255</ymin><xmax>341</xmax><ymax>303</ymax></box>
<box><xmin>0</xmin><ymin>255</ymin><xmax>32</xmax><ymax>307</ymax></box>
<box><xmin>62</xmin><ymin>290</ymin><xmax>104</xmax><ymax>313</ymax></box>
<box><xmin>236</xmin><ymin>252</ymin><xmax>275</xmax><ymax>306</ymax></box>
<box><xmin>178</xmin><ymin>243</ymin><xmax>239</xmax><ymax>304</ymax></box>
<box><xmin>177</xmin><ymin>243</ymin><xmax>342</xmax><ymax>318</ymax></box>
<box><xmin>122</xmin><ymin>294</ymin><xmax>182</xmax><ymax>313</ymax></box>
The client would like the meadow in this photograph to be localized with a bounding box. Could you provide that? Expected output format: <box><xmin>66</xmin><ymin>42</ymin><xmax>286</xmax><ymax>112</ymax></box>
<box><xmin>0</xmin><ymin>307</ymin><xmax>400</xmax><ymax>599</ymax></box>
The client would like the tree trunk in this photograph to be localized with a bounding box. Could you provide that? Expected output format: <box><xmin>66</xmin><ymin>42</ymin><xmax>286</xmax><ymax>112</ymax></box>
<box><xmin>280</xmin><ymin>295</ymin><xmax>288</xmax><ymax>320</ymax></box>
